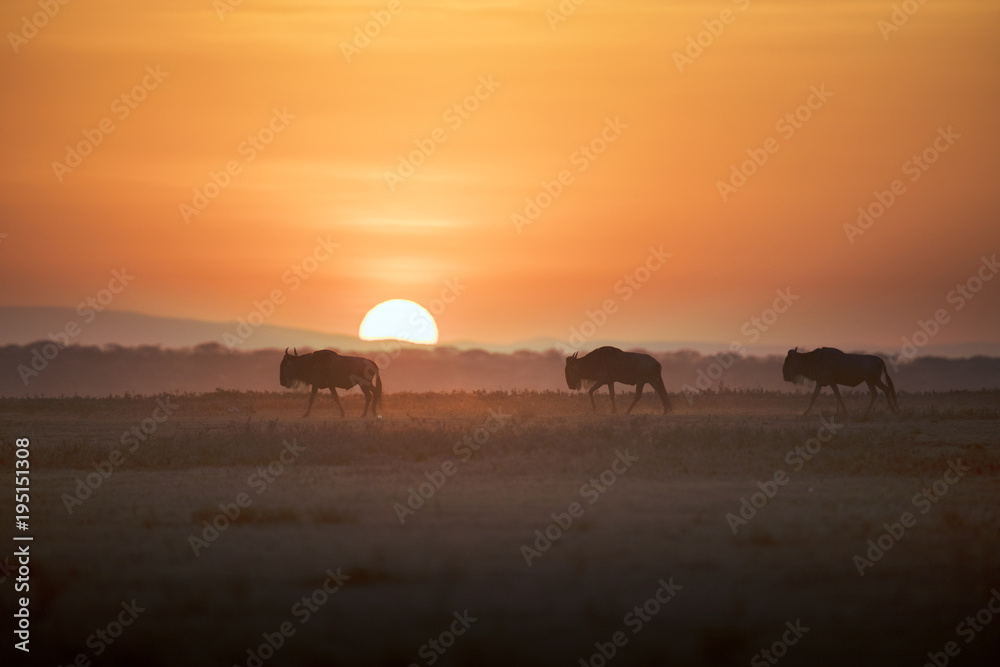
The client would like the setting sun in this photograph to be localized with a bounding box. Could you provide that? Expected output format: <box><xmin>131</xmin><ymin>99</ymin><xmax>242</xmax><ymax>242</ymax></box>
<box><xmin>359</xmin><ymin>299</ymin><xmax>438</xmax><ymax>345</ymax></box>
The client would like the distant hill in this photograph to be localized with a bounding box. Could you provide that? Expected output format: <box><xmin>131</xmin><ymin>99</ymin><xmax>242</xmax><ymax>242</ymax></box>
<box><xmin>0</xmin><ymin>306</ymin><xmax>367</xmax><ymax>352</ymax></box>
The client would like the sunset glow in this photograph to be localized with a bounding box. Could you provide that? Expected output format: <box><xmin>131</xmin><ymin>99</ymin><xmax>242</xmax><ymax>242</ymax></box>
<box><xmin>4</xmin><ymin>6</ymin><xmax>1000</xmax><ymax>662</ymax></box>
<box><xmin>1</xmin><ymin>0</ymin><xmax>998</xmax><ymax>352</ymax></box>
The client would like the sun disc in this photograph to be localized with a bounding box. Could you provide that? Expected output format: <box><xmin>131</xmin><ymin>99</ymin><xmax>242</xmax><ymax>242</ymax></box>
<box><xmin>359</xmin><ymin>299</ymin><xmax>438</xmax><ymax>345</ymax></box>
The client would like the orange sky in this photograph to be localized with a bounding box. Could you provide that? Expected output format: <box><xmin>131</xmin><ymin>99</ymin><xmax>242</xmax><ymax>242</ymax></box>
<box><xmin>1</xmin><ymin>0</ymin><xmax>998</xmax><ymax>350</ymax></box>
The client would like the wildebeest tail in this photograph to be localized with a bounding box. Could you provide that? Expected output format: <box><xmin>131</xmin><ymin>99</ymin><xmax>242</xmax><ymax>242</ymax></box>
<box><xmin>373</xmin><ymin>366</ymin><xmax>382</xmax><ymax>414</ymax></box>
<box><xmin>883</xmin><ymin>361</ymin><xmax>898</xmax><ymax>411</ymax></box>
<box><xmin>652</xmin><ymin>373</ymin><xmax>672</xmax><ymax>413</ymax></box>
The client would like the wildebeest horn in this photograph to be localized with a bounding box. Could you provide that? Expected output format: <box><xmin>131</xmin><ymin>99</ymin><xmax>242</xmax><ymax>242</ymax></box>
<box><xmin>571</xmin><ymin>352</ymin><xmax>578</xmax><ymax>359</ymax></box>
<box><xmin>284</xmin><ymin>347</ymin><xmax>289</xmax><ymax>355</ymax></box>
<box><xmin>293</xmin><ymin>348</ymin><xmax>298</xmax><ymax>356</ymax></box>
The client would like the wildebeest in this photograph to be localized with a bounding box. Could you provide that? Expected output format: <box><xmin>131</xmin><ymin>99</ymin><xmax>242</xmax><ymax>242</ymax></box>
<box><xmin>565</xmin><ymin>346</ymin><xmax>672</xmax><ymax>414</ymax></box>
<box><xmin>782</xmin><ymin>347</ymin><xmax>898</xmax><ymax>415</ymax></box>
<box><xmin>279</xmin><ymin>348</ymin><xmax>382</xmax><ymax>418</ymax></box>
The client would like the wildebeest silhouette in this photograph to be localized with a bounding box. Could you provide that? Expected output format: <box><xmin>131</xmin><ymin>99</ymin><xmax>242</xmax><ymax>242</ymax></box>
<box><xmin>565</xmin><ymin>346</ymin><xmax>672</xmax><ymax>414</ymax></box>
<box><xmin>279</xmin><ymin>348</ymin><xmax>382</xmax><ymax>418</ymax></box>
<box><xmin>782</xmin><ymin>347</ymin><xmax>898</xmax><ymax>416</ymax></box>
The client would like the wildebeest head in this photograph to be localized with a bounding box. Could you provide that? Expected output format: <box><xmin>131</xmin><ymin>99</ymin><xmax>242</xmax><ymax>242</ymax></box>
<box><xmin>782</xmin><ymin>347</ymin><xmax>802</xmax><ymax>383</ymax></box>
<box><xmin>565</xmin><ymin>352</ymin><xmax>582</xmax><ymax>390</ymax></box>
<box><xmin>279</xmin><ymin>347</ymin><xmax>302</xmax><ymax>388</ymax></box>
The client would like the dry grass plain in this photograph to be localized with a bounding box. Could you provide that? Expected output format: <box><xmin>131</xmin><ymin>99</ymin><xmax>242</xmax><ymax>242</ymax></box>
<box><xmin>2</xmin><ymin>388</ymin><xmax>1000</xmax><ymax>666</ymax></box>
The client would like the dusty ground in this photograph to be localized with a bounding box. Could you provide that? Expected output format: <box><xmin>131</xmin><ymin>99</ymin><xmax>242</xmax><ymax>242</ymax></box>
<box><xmin>1</xmin><ymin>388</ymin><xmax>999</xmax><ymax>666</ymax></box>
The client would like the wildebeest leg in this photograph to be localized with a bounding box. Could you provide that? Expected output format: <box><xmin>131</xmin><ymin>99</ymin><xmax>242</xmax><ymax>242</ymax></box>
<box><xmin>804</xmin><ymin>383</ymin><xmax>823</xmax><ymax>415</ymax></box>
<box><xmin>328</xmin><ymin>388</ymin><xmax>345</xmax><ymax>417</ymax></box>
<box><xmin>872</xmin><ymin>378</ymin><xmax>891</xmax><ymax>413</ymax></box>
<box><xmin>586</xmin><ymin>383</ymin><xmax>600</xmax><ymax>412</ymax></box>
<box><xmin>359</xmin><ymin>385</ymin><xmax>373</xmax><ymax>417</ymax></box>
<box><xmin>608</xmin><ymin>382</ymin><xmax>616</xmax><ymax>414</ymax></box>
<box><xmin>865</xmin><ymin>380</ymin><xmax>878</xmax><ymax>415</ymax></box>
<box><xmin>626</xmin><ymin>382</ymin><xmax>644</xmax><ymax>415</ymax></box>
<box><xmin>830</xmin><ymin>383</ymin><xmax>849</xmax><ymax>416</ymax></box>
<box><xmin>304</xmin><ymin>386</ymin><xmax>319</xmax><ymax>418</ymax></box>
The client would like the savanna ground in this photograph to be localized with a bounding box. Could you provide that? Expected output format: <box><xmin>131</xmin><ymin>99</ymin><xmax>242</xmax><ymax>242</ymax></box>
<box><xmin>1</xmin><ymin>388</ymin><xmax>999</xmax><ymax>666</ymax></box>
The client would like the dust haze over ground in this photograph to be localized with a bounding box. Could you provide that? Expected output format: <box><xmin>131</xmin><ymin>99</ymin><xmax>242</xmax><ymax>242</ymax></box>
<box><xmin>3</xmin><ymin>343</ymin><xmax>1000</xmax><ymax>397</ymax></box>
<box><xmin>1</xmin><ymin>389</ymin><xmax>999</xmax><ymax>666</ymax></box>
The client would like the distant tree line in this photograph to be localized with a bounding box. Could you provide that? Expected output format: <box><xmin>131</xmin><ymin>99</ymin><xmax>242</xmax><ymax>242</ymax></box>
<box><xmin>1</xmin><ymin>343</ymin><xmax>998</xmax><ymax>397</ymax></box>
